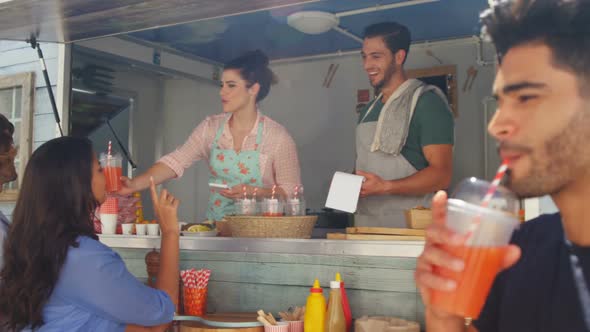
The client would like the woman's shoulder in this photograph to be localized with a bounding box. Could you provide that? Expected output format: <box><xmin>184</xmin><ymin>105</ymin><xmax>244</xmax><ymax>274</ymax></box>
<box><xmin>261</xmin><ymin>115</ymin><xmax>292</xmax><ymax>138</ymax></box>
<box><xmin>67</xmin><ymin>236</ymin><xmax>117</xmax><ymax>261</ymax></box>
<box><xmin>203</xmin><ymin>113</ymin><xmax>228</xmax><ymax>125</ymax></box>
<box><xmin>60</xmin><ymin>236</ymin><xmax>122</xmax><ymax>278</ymax></box>
<box><xmin>194</xmin><ymin>113</ymin><xmax>227</xmax><ymax>134</ymax></box>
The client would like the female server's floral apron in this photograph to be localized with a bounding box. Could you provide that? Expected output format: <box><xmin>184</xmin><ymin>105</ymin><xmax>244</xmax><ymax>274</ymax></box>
<box><xmin>207</xmin><ymin>117</ymin><xmax>264</xmax><ymax>221</ymax></box>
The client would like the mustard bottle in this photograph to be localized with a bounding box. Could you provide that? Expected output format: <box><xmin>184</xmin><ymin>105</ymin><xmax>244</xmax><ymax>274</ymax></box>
<box><xmin>304</xmin><ymin>279</ymin><xmax>326</xmax><ymax>332</ymax></box>
<box><xmin>325</xmin><ymin>280</ymin><xmax>346</xmax><ymax>332</ymax></box>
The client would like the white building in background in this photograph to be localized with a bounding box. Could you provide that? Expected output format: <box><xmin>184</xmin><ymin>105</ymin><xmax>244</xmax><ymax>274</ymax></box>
<box><xmin>0</xmin><ymin>41</ymin><xmax>68</xmax><ymax>218</ymax></box>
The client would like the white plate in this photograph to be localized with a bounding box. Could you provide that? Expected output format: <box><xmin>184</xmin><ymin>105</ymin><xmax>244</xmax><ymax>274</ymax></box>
<box><xmin>181</xmin><ymin>230</ymin><xmax>217</xmax><ymax>237</ymax></box>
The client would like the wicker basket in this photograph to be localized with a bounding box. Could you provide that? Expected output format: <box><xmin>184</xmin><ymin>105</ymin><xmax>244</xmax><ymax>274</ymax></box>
<box><xmin>225</xmin><ymin>215</ymin><xmax>317</xmax><ymax>238</ymax></box>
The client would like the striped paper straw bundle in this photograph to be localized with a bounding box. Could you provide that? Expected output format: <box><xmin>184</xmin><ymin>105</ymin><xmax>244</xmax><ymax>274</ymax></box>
<box><xmin>180</xmin><ymin>268</ymin><xmax>211</xmax><ymax>289</ymax></box>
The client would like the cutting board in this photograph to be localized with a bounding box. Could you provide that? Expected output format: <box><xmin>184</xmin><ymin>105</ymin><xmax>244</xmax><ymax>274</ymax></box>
<box><xmin>345</xmin><ymin>234</ymin><xmax>424</xmax><ymax>241</ymax></box>
<box><xmin>327</xmin><ymin>233</ymin><xmax>347</xmax><ymax>240</ymax></box>
<box><xmin>346</xmin><ymin>227</ymin><xmax>425</xmax><ymax>236</ymax></box>
<box><xmin>327</xmin><ymin>233</ymin><xmax>424</xmax><ymax>241</ymax></box>
<box><xmin>179</xmin><ymin>313</ymin><xmax>263</xmax><ymax>332</ymax></box>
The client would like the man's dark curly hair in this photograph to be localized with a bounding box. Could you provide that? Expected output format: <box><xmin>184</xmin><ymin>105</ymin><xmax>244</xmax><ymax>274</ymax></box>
<box><xmin>481</xmin><ymin>0</ymin><xmax>590</xmax><ymax>94</ymax></box>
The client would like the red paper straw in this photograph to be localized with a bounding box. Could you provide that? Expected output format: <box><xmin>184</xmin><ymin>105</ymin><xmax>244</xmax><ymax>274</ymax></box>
<box><xmin>482</xmin><ymin>160</ymin><xmax>509</xmax><ymax>207</ymax></box>
<box><xmin>466</xmin><ymin>160</ymin><xmax>509</xmax><ymax>240</ymax></box>
<box><xmin>107</xmin><ymin>140</ymin><xmax>112</xmax><ymax>157</ymax></box>
<box><xmin>181</xmin><ymin>270</ymin><xmax>189</xmax><ymax>287</ymax></box>
<box><xmin>204</xmin><ymin>269</ymin><xmax>211</xmax><ymax>287</ymax></box>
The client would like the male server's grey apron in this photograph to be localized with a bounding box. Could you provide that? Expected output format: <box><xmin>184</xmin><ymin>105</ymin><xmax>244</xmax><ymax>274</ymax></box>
<box><xmin>355</xmin><ymin>92</ymin><xmax>431</xmax><ymax>228</ymax></box>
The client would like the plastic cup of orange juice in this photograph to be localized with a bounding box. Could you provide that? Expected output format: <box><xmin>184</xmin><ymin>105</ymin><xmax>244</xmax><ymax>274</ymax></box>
<box><xmin>100</xmin><ymin>152</ymin><xmax>123</xmax><ymax>193</ymax></box>
<box><xmin>430</xmin><ymin>178</ymin><xmax>519</xmax><ymax>319</ymax></box>
<box><xmin>262</xmin><ymin>198</ymin><xmax>284</xmax><ymax>217</ymax></box>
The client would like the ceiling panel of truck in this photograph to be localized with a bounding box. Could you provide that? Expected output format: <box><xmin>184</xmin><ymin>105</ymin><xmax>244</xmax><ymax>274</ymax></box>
<box><xmin>0</xmin><ymin>0</ymin><xmax>316</xmax><ymax>43</ymax></box>
<box><xmin>128</xmin><ymin>0</ymin><xmax>489</xmax><ymax>62</ymax></box>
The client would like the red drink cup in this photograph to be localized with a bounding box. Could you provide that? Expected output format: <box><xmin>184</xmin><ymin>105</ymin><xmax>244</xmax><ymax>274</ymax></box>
<box><xmin>100</xmin><ymin>153</ymin><xmax>122</xmax><ymax>193</ymax></box>
<box><xmin>183</xmin><ymin>287</ymin><xmax>208</xmax><ymax>316</ymax></box>
<box><xmin>432</xmin><ymin>243</ymin><xmax>510</xmax><ymax>317</ymax></box>
<box><xmin>430</xmin><ymin>178</ymin><xmax>519</xmax><ymax>318</ymax></box>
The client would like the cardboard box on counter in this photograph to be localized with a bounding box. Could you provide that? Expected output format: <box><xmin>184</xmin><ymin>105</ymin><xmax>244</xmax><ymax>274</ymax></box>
<box><xmin>355</xmin><ymin>316</ymin><xmax>420</xmax><ymax>332</ymax></box>
<box><xmin>404</xmin><ymin>207</ymin><xmax>432</xmax><ymax>229</ymax></box>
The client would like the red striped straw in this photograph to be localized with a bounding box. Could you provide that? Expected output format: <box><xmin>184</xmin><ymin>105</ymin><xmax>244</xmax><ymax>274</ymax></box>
<box><xmin>243</xmin><ymin>185</ymin><xmax>247</xmax><ymax>200</ymax></box>
<box><xmin>183</xmin><ymin>270</ymin><xmax>188</xmax><ymax>287</ymax></box>
<box><xmin>466</xmin><ymin>160</ymin><xmax>510</xmax><ymax>240</ymax></box>
<box><xmin>482</xmin><ymin>160</ymin><xmax>509</xmax><ymax>207</ymax></box>
<box><xmin>107</xmin><ymin>140</ymin><xmax>112</xmax><ymax>157</ymax></box>
<box><xmin>293</xmin><ymin>185</ymin><xmax>299</xmax><ymax>199</ymax></box>
<box><xmin>180</xmin><ymin>270</ymin><xmax>188</xmax><ymax>287</ymax></box>
<box><xmin>186</xmin><ymin>269</ymin><xmax>192</xmax><ymax>288</ymax></box>
<box><xmin>200</xmin><ymin>270</ymin><xmax>207</xmax><ymax>289</ymax></box>
<box><xmin>271</xmin><ymin>185</ymin><xmax>276</xmax><ymax>200</ymax></box>
<box><xmin>197</xmin><ymin>269</ymin><xmax>203</xmax><ymax>288</ymax></box>
<box><xmin>204</xmin><ymin>269</ymin><xmax>211</xmax><ymax>287</ymax></box>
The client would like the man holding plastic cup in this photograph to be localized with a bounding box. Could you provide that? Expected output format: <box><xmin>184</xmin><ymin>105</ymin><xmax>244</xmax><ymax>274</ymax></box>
<box><xmin>416</xmin><ymin>0</ymin><xmax>590</xmax><ymax>331</ymax></box>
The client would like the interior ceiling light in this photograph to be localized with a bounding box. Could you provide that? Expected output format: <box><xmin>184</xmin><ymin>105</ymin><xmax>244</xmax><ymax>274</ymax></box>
<box><xmin>286</xmin><ymin>0</ymin><xmax>439</xmax><ymax>43</ymax></box>
<box><xmin>287</xmin><ymin>11</ymin><xmax>339</xmax><ymax>35</ymax></box>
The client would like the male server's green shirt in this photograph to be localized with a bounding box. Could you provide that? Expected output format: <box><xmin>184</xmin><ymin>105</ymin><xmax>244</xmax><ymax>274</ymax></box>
<box><xmin>358</xmin><ymin>91</ymin><xmax>454</xmax><ymax>170</ymax></box>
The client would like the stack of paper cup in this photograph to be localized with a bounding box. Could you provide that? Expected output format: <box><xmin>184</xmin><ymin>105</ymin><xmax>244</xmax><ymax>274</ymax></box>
<box><xmin>136</xmin><ymin>224</ymin><xmax>147</xmax><ymax>236</ymax></box>
<box><xmin>100</xmin><ymin>197</ymin><xmax>118</xmax><ymax>235</ymax></box>
<box><xmin>287</xmin><ymin>320</ymin><xmax>303</xmax><ymax>332</ymax></box>
<box><xmin>147</xmin><ymin>223</ymin><xmax>160</xmax><ymax>236</ymax></box>
<box><xmin>264</xmin><ymin>322</ymin><xmax>289</xmax><ymax>332</ymax></box>
<box><xmin>122</xmin><ymin>223</ymin><xmax>134</xmax><ymax>235</ymax></box>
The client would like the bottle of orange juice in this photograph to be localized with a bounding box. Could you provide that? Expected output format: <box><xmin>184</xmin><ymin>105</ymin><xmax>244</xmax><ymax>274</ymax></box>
<box><xmin>304</xmin><ymin>279</ymin><xmax>326</xmax><ymax>332</ymax></box>
<box><xmin>133</xmin><ymin>192</ymin><xmax>143</xmax><ymax>223</ymax></box>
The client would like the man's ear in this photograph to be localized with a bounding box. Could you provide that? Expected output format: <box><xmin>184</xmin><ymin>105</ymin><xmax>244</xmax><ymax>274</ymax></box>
<box><xmin>395</xmin><ymin>49</ymin><xmax>407</xmax><ymax>66</ymax></box>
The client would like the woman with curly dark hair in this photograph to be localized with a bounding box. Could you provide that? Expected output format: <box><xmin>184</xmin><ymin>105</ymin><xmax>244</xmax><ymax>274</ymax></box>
<box><xmin>118</xmin><ymin>50</ymin><xmax>301</xmax><ymax>221</ymax></box>
<box><xmin>0</xmin><ymin>136</ymin><xmax>180</xmax><ymax>332</ymax></box>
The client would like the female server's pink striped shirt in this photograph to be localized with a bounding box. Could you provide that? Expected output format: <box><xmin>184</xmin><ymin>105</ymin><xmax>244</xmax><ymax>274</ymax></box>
<box><xmin>158</xmin><ymin>112</ymin><xmax>301</xmax><ymax>194</ymax></box>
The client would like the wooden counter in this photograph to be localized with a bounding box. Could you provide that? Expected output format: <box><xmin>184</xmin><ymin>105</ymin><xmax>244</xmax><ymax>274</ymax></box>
<box><xmin>99</xmin><ymin>235</ymin><xmax>424</xmax><ymax>258</ymax></box>
<box><xmin>101</xmin><ymin>236</ymin><xmax>426</xmax><ymax>328</ymax></box>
